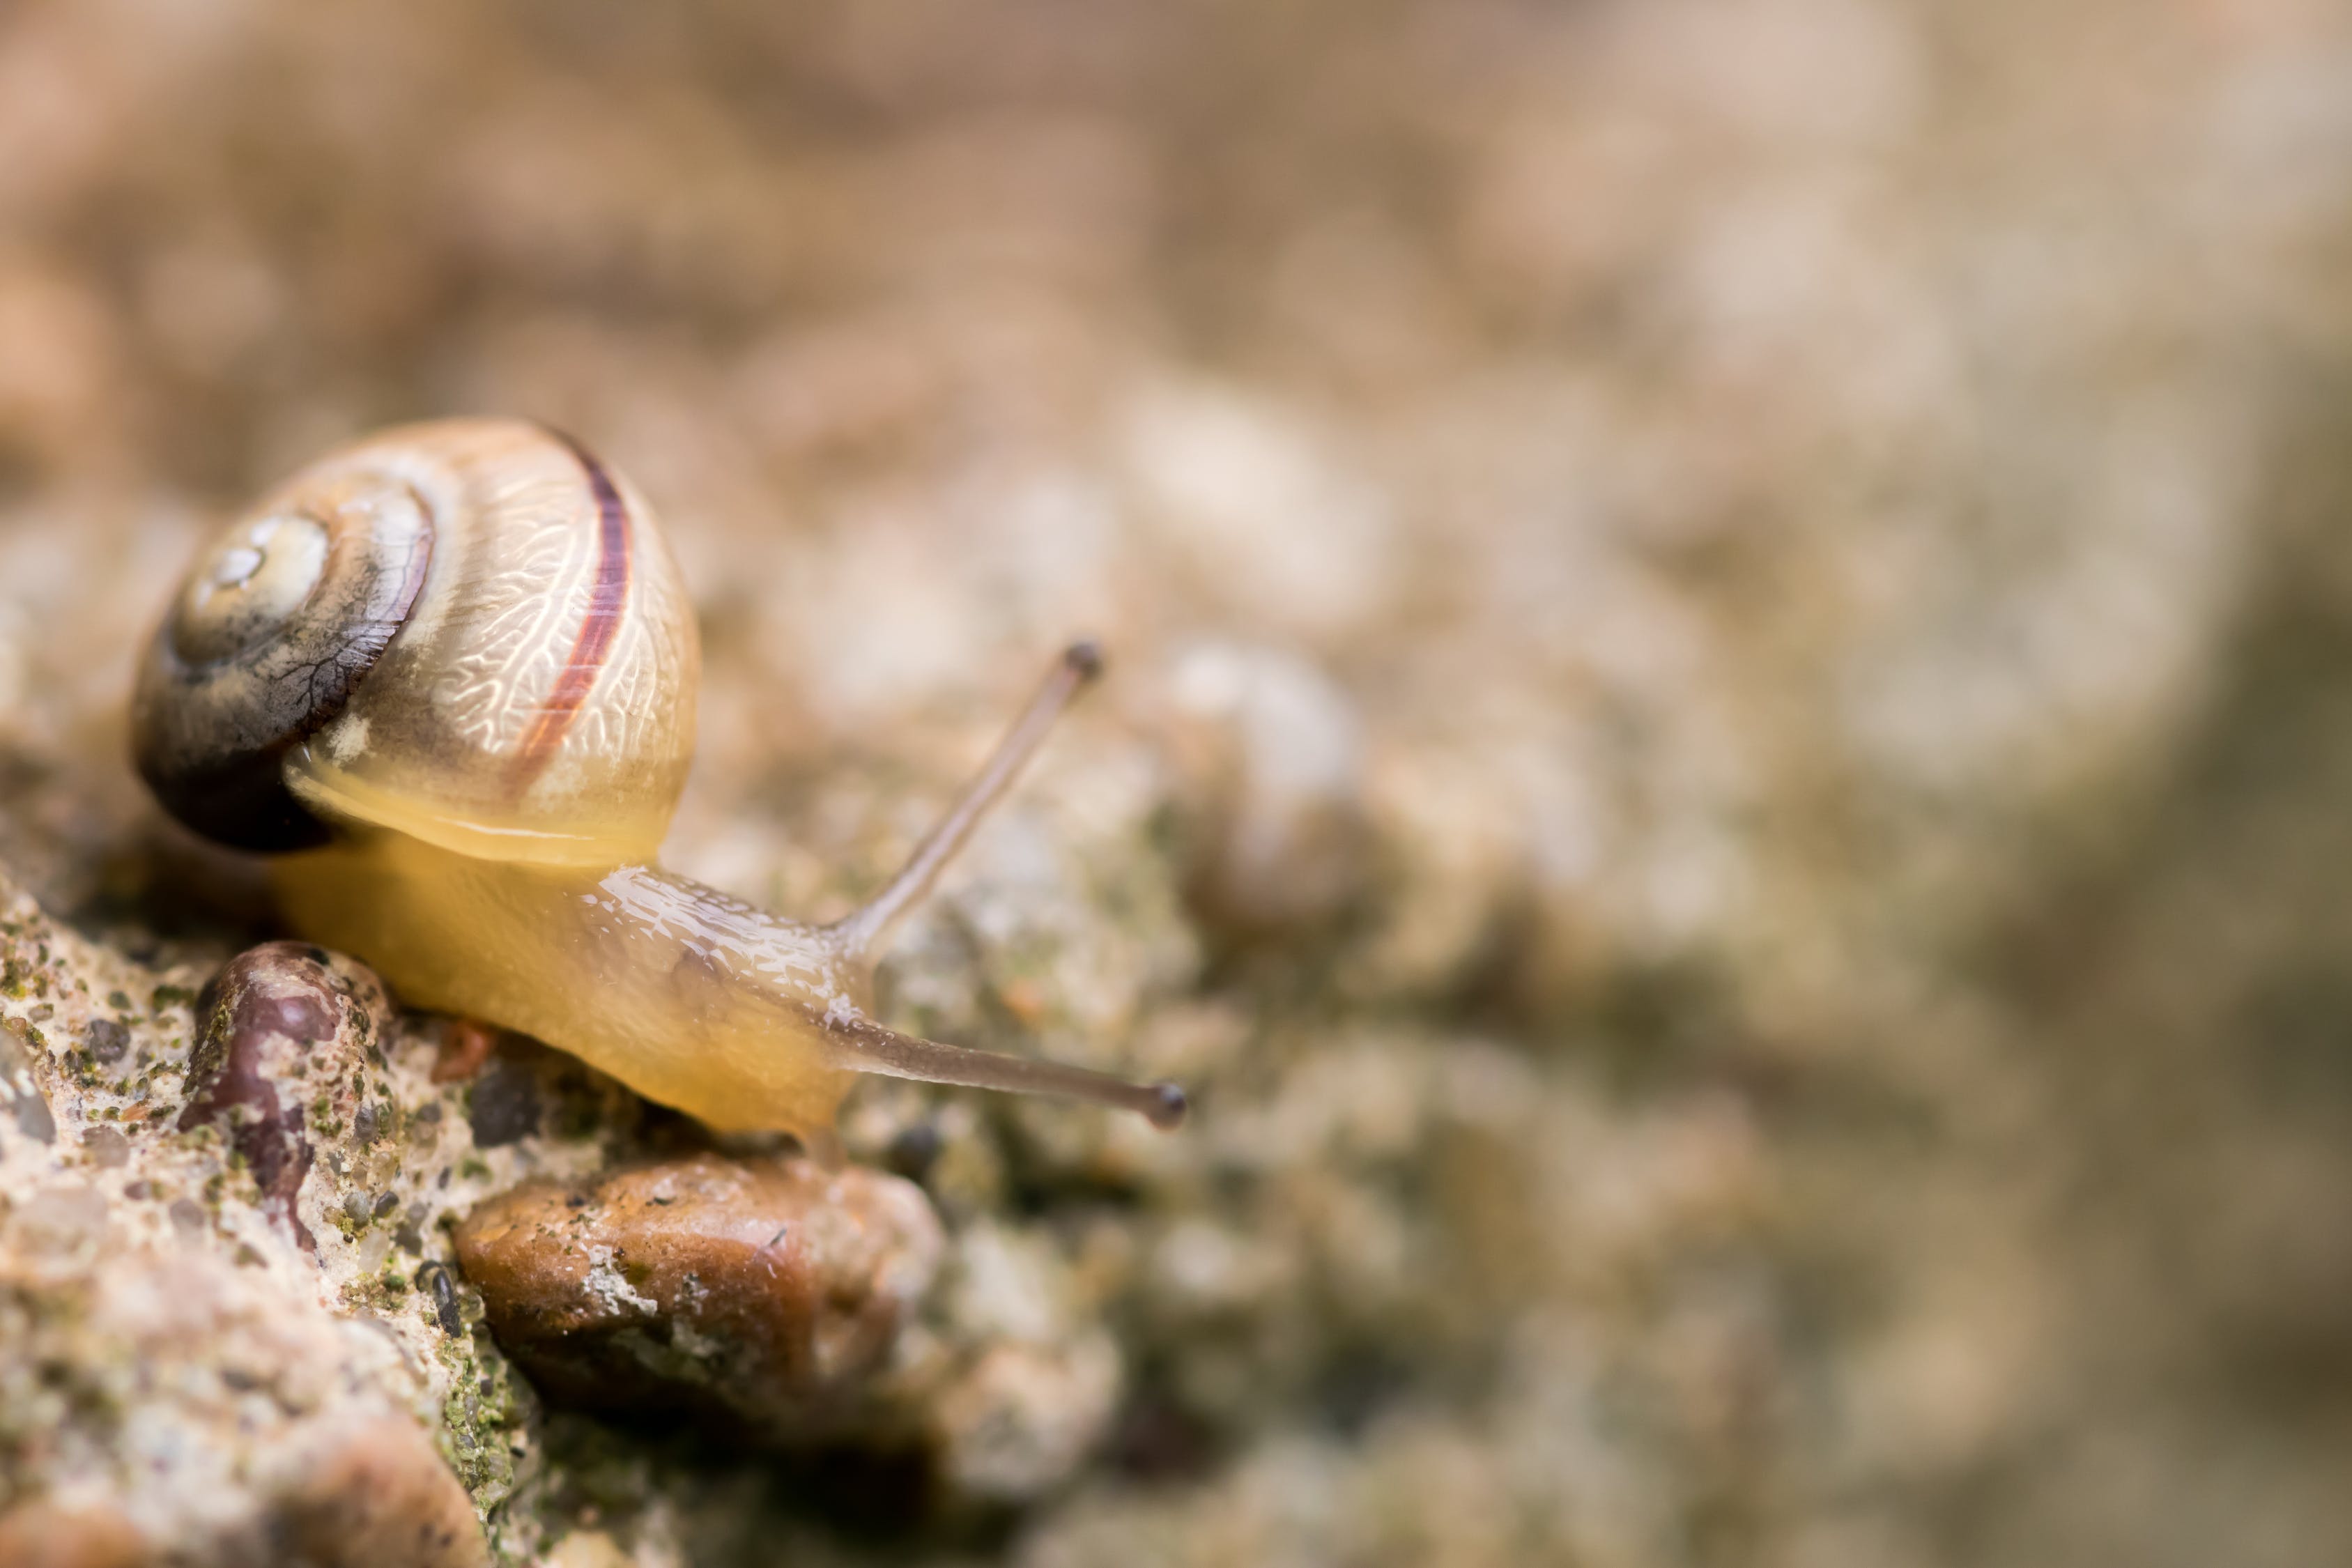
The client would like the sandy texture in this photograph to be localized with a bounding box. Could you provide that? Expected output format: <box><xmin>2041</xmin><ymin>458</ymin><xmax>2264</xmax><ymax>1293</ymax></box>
<box><xmin>2</xmin><ymin>1</ymin><xmax>2351</xmax><ymax>1564</ymax></box>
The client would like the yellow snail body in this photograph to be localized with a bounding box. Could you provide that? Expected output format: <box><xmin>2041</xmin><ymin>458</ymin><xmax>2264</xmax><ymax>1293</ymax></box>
<box><xmin>133</xmin><ymin>420</ymin><xmax>1185</xmax><ymax>1148</ymax></box>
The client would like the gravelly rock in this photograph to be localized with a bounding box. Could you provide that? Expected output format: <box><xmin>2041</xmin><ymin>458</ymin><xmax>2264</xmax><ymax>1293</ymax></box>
<box><xmin>0</xmin><ymin>882</ymin><xmax>1077</xmax><ymax>1564</ymax></box>
<box><xmin>0</xmin><ymin>904</ymin><xmax>515</xmax><ymax>1562</ymax></box>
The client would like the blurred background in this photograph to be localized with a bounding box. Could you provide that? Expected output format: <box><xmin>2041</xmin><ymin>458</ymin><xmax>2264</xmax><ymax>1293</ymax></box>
<box><xmin>3</xmin><ymin>1</ymin><xmax>2351</xmax><ymax>1564</ymax></box>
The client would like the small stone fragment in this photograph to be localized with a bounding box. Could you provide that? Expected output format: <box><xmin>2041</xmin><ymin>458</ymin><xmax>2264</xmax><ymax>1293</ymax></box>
<box><xmin>454</xmin><ymin>1153</ymin><xmax>944</xmax><ymax>1433</ymax></box>
<box><xmin>176</xmin><ymin>942</ymin><xmax>393</xmax><ymax>1251</ymax></box>
<box><xmin>417</xmin><ymin>1261</ymin><xmax>463</xmax><ymax>1337</ymax></box>
<box><xmin>885</xmin><ymin>1121</ymin><xmax>944</xmax><ymax>1183</ymax></box>
<box><xmin>466</xmin><ymin>1057</ymin><xmax>541</xmax><ymax>1148</ymax></box>
<box><xmin>0</xmin><ymin>1499</ymin><xmax>150</xmax><ymax>1567</ymax></box>
<box><xmin>269</xmin><ymin>1415</ymin><xmax>491</xmax><ymax>1568</ymax></box>
<box><xmin>435</xmin><ymin>1017</ymin><xmax>498</xmax><ymax>1084</ymax></box>
<box><xmin>540</xmin><ymin>1532</ymin><xmax>633</xmax><ymax>1568</ymax></box>
<box><xmin>81</xmin><ymin>1125</ymin><xmax>130</xmax><ymax>1168</ymax></box>
<box><xmin>0</xmin><ymin>1014</ymin><xmax>55</xmax><ymax>1145</ymax></box>
<box><xmin>84</xmin><ymin>1017</ymin><xmax>129</xmax><ymax>1063</ymax></box>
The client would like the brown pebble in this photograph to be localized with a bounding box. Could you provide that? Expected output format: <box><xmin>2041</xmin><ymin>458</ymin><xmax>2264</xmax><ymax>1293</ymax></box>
<box><xmin>0</xmin><ymin>1499</ymin><xmax>151</xmax><ymax>1567</ymax></box>
<box><xmin>270</xmin><ymin>1415</ymin><xmax>491</xmax><ymax>1568</ymax></box>
<box><xmin>84</xmin><ymin>1017</ymin><xmax>130</xmax><ymax>1063</ymax></box>
<box><xmin>454</xmin><ymin>1153</ymin><xmax>942</xmax><ymax>1433</ymax></box>
<box><xmin>433</xmin><ymin>1017</ymin><xmax>498</xmax><ymax>1084</ymax></box>
<box><xmin>81</xmin><ymin>1125</ymin><xmax>130</xmax><ymax>1167</ymax></box>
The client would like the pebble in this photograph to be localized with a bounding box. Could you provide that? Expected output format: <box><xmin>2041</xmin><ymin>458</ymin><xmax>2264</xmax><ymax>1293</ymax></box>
<box><xmin>268</xmin><ymin>1415</ymin><xmax>491</xmax><ymax>1568</ymax></box>
<box><xmin>454</xmin><ymin>1152</ymin><xmax>944</xmax><ymax>1432</ymax></box>
<box><xmin>84</xmin><ymin>1017</ymin><xmax>128</xmax><ymax>1063</ymax></box>
<box><xmin>0</xmin><ymin>1500</ymin><xmax>149</xmax><ymax>1567</ymax></box>
<box><xmin>175</xmin><ymin>943</ymin><xmax>392</xmax><ymax>1252</ymax></box>
<box><xmin>417</xmin><ymin>1261</ymin><xmax>463</xmax><ymax>1337</ymax></box>
<box><xmin>464</xmin><ymin>1056</ymin><xmax>541</xmax><ymax>1148</ymax></box>
<box><xmin>0</xmin><ymin>1014</ymin><xmax>55</xmax><ymax>1146</ymax></box>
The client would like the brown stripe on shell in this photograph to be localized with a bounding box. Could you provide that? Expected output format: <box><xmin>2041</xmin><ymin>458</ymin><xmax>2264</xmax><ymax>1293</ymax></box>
<box><xmin>509</xmin><ymin>432</ymin><xmax>634</xmax><ymax>792</ymax></box>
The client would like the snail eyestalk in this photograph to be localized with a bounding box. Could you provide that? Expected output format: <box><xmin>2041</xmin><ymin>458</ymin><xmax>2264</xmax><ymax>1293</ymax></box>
<box><xmin>832</xmin><ymin>640</ymin><xmax>1105</xmax><ymax>960</ymax></box>
<box><xmin>816</xmin><ymin>638</ymin><xmax>1185</xmax><ymax>1130</ymax></box>
<box><xmin>813</xmin><ymin>1005</ymin><xmax>1189</xmax><ymax>1129</ymax></box>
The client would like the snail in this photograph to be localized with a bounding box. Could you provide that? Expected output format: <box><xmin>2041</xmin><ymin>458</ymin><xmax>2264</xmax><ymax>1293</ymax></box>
<box><xmin>132</xmin><ymin>419</ymin><xmax>1185</xmax><ymax>1153</ymax></box>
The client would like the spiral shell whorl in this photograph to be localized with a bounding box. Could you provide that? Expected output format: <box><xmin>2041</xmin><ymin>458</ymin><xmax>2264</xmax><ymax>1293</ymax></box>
<box><xmin>133</xmin><ymin>470</ymin><xmax>434</xmax><ymax>850</ymax></box>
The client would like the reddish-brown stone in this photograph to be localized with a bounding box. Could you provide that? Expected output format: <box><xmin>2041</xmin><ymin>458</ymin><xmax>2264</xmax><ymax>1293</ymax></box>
<box><xmin>431</xmin><ymin>1018</ymin><xmax>498</xmax><ymax>1084</ymax></box>
<box><xmin>0</xmin><ymin>1501</ymin><xmax>150</xmax><ymax>1568</ymax></box>
<box><xmin>454</xmin><ymin>1152</ymin><xmax>941</xmax><ymax>1434</ymax></box>
<box><xmin>272</xmin><ymin>1415</ymin><xmax>491</xmax><ymax>1568</ymax></box>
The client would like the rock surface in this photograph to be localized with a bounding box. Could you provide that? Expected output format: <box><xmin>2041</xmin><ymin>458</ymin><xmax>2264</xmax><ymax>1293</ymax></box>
<box><xmin>2</xmin><ymin>2</ymin><xmax>2352</xmax><ymax>1567</ymax></box>
<box><xmin>0</xmin><ymin>914</ymin><xmax>518</xmax><ymax>1562</ymax></box>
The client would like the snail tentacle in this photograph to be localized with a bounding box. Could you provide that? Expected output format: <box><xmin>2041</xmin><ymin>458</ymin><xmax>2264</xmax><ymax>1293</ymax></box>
<box><xmin>809</xmin><ymin>1002</ymin><xmax>1188</xmax><ymax>1128</ymax></box>
<box><xmin>832</xmin><ymin>638</ymin><xmax>1105</xmax><ymax>960</ymax></box>
<box><xmin>809</xmin><ymin>638</ymin><xmax>1182</xmax><ymax>1128</ymax></box>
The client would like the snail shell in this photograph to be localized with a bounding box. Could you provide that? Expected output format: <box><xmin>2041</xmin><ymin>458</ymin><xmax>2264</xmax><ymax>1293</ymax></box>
<box><xmin>133</xmin><ymin>420</ymin><xmax>698</xmax><ymax>861</ymax></box>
